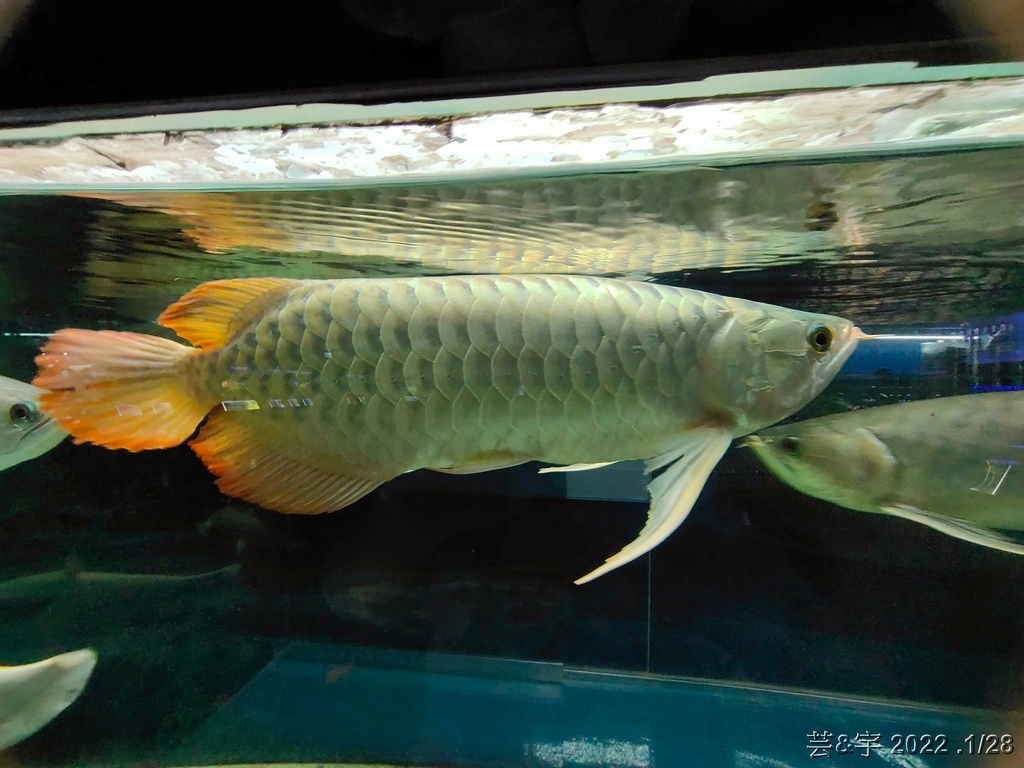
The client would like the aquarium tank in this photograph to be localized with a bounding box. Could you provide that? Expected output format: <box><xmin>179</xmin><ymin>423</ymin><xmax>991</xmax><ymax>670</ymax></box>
<box><xmin>2</xmin><ymin>46</ymin><xmax>1024</xmax><ymax>768</ymax></box>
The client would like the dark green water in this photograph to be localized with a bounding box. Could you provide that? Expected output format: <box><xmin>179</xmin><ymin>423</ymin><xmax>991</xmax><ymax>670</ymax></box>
<box><xmin>1</xmin><ymin>156</ymin><xmax>1023</xmax><ymax>766</ymax></box>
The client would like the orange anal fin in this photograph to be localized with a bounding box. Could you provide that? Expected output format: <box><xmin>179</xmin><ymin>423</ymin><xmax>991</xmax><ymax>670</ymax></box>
<box><xmin>428</xmin><ymin>451</ymin><xmax>529</xmax><ymax>475</ymax></box>
<box><xmin>190</xmin><ymin>409</ymin><xmax>390</xmax><ymax>515</ymax></box>
<box><xmin>33</xmin><ymin>328</ymin><xmax>208</xmax><ymax>452</ymax></box>
<box><xmin>158</xmin><ymin>277</ymin><xmax>303</xmax><ymax>349</ymax></box>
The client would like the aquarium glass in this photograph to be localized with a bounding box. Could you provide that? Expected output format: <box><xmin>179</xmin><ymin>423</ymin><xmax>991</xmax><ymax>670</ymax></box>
<box><xmin>2</xmin><ymin>143</ymin><xmax>1023</xmax><ymax>768</ymax></box>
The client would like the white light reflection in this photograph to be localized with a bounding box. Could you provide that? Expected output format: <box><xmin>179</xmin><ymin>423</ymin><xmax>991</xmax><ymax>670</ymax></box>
<box><xmin>733</xmin><ymin>751</ymin><xmax>797</xmax><ymax>768</ymax></box>
<box><xmin>872</xmin><ymin>747</ymin><xmax>929</xmax><ymax>768</ymax></box>
<box><xmin>527</xmin><ymin>737</ymin><xmax>652</xmax><ymax>767</ymax></box>
<box><xmin>221</xmin><ymin>400</ymin><xmax>260</xmax><ymax>412</ymax></box>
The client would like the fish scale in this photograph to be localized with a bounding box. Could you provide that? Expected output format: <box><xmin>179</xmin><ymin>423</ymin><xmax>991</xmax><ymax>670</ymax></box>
<box><xmin>34</xmin><ymin>273</ymin><xmax>861</xmax><ymax>583</ymax></box>
<box><xmin>204</xmin><ymin>276</ymin><xmax>774</xmax><ymax>470</ymax></box>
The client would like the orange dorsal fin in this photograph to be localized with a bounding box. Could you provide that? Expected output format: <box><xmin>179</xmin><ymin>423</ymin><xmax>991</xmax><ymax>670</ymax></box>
<box><xmin>190</xmin><ymin>409</ymin><xmax>395</xmax><ymax>515</ymax></box>
<box><xmin>157</xmin><ymin>277</ymin><xmax>303</xmax><ymax>349</ymax></box>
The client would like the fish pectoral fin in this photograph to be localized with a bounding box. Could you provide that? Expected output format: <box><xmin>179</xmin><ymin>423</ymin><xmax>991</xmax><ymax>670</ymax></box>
<box><xmin>190</xmin><ymin>409</ymin><xmax>391</xmax><ymax>515</ymax></box>
<box><xmin>574</xmin><ymin>428</ymin><xmax>733</xmax><ymax>585</ymax></box>
<box><xmin>880</xmin><ymin>503</ymin><xmax>1024</xmax><ymax>555</ymax></box>
<box><xmin>428</xmin><ymin>451</ymin><xmax>529</xmax><ymax>475</ymax></box>
<box><xmin>538</xmin><ymin>461</ymin><xmax>617</xmax><ymax>474</ymax></box>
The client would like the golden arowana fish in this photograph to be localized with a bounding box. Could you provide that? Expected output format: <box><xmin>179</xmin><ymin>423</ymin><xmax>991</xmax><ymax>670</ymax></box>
<box><xmin>746</xmin><ymin>391</ymin><xmax>1024</xmax><ymax>555</ymax></box>
<box><xmin>34</xmin><ymin>275</ymin><xmax>862</xmax><ymax>583</ymax></box>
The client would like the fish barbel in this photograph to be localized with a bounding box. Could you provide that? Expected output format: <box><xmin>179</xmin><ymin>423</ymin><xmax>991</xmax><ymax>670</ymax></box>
<box><xmin>34</xmin><ymin>275</ymin><xmax>861</xmax><ymax>583</ymax></box>
<box><xmin>0</xmin><ymin>375</ymin><xmax>67</xmax><ymax>473</ymax></box>
<box><xmin>747</xmin><ymin>391</ymin><xmax>1024</xmax><ymax>555</ymax></box>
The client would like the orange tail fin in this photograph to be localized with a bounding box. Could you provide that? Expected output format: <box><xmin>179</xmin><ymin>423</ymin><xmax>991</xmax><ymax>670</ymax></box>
<box><xmin>33</xmin><ymin>329</ymin><xmax>212</xmax><ymax>452</ymax></box>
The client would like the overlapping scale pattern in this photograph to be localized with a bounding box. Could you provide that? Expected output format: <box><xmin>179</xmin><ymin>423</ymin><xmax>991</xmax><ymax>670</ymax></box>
<box><xmin>206</xmin><ymin>275</ymin><xmax>730</xmax><ymax>475</ymax></box>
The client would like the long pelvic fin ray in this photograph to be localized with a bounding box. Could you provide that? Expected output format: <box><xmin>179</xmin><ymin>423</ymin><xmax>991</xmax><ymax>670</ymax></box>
<box><xmin>538</xmin><ymin>461</ymin><xmax>617</xmax><ymax>474</ymax></box>
<box><xmin>574</xmin><ymin>429</ymin><xmax>733</xmax><ymax>585</ymax></box>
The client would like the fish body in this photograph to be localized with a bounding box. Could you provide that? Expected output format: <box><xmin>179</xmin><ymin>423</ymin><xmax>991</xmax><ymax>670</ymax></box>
<box><xmin>35</xmin><ymin>275</ymin><xmax>860</xmax><ymax>583</ymax></box>
<box><xmin>0</xmin><ymin>376</ymin><xmax>66</xmax><ymax>473</ymax></box>
<box><xmin>748</xmin><ymin>391</ymin><xmax>1024</xmax><ymax>553</ymax></box>
<box><xmin>0</xmin><ymin>649</ymin><xmax>96</xmax><ymax>751</ymax></box>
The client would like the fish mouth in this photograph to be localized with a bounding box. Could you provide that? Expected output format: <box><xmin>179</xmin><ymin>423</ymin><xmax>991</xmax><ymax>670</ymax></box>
<box><xmin>22</xmin><ymin>414</ymin><xmax>55</xmax><ymax>437</ymax></box>
<box><xmin>16</xmin><ymin>413</ymin><xmax>66</xmax><ymax>455</ymax></box>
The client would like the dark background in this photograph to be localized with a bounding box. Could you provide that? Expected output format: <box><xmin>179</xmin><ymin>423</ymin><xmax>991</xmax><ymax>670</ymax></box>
<box><xmin>1</xmin><ymin>6</ymin><xmax>1023</xmax><ymax>764</ymax></box>
<box><xmin>0</xmin><ymin>0</ymin><xmax>1010</xmax><ymax>121</ymax></box>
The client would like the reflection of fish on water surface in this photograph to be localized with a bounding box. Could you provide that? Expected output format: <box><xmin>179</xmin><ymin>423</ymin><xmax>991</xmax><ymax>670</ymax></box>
<box><xmin>33</xmin><ymin>274</ymin><xmax>861</xmax><ymax>584</ymax></box>
<box><xmin>0</xmin><ymin>648</ymin><xmax>96</xmax><ymax>752</ymax></box>
<box><xmin>0</xmin><ymin>375</ymin><xmax>66</xmax><ymax>473</ymax></box>
<box><xmin>76</xmin><ymin>174</ymin><xmax>855</xmax><ymax>275</ymax></box>
<box><xmin>747</xmin><ymin>391</ymin><xmax>1024</xmax><ymax>554</ymax></box>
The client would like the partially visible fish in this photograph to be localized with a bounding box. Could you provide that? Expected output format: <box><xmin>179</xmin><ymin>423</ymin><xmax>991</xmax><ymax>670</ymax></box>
<box><xmin>33</xmin><ymin>275</ymin><xmax>861</xmax><ymax>583</ymax></box>
<box><xmin>0</xmin><ymin>558</ymin><xmax>241</xmax><ymax>609</ymax></box>
<box><xmin>77</xmin><ymin>173</ymin><xmax>854</xmax><ymax>276</ymax></box>
<box><xmin>0</xmin><ymin>649</ymin><xmax>96</xmax><ymax>751</ymax></box>
<box><xmin>0</xmin><ymin>375</ymin><xmax>66</xmax><ymax>473</ymax></box>
<box><xmin>746</xmin><ymin>391</ymin><xmax>1024</xmax><ymax>554</ymax></box>
<box><xmin>197</xmin><ymin>505</ymin><xmax>307</xmax><ymax>555</ymax></box>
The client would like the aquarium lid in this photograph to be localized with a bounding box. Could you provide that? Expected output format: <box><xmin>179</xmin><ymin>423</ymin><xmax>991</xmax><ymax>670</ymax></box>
<box><xmin>0</xmin><ymin>62</ymin><xmax>1023</xmax><ymax>192</ymax></box>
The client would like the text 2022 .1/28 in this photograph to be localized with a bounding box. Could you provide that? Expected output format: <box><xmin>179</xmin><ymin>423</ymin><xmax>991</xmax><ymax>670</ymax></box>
<box><xmin>807</xmin><ymin>732</ymin><xmax>1014</xmax><ymax>757</ymax></box>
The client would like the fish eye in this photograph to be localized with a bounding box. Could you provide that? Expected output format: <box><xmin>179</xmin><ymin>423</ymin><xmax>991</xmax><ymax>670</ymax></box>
<box><xmin>779</xmin><ymin>436</ymin><xmax>800</xmax><ymax>455</ymax></box>
<box><xmin>808</xmin><ymin>325</ymin><xmax>833</xmax><ymax>353</ymax></box>
<box><xmin>9</xmin><ymin>401</ymin><xmax>37</xmax><ymax>423</ymax></box>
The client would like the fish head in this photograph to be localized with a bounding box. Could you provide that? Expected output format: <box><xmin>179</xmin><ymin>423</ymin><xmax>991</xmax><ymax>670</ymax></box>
<box><xmin>701</xmin><ymin>301</ymin><xmax>862</xmax><ymax>433</ymax></box>
<box><xmin>745</xmin><ymin>422</ymin><xmax>897</xmax><ymax>512</ymax></box>
<box><xmin>0</xmin><ymin>376</ymin><xmax>67</xmax><ymax>472</ymax></box>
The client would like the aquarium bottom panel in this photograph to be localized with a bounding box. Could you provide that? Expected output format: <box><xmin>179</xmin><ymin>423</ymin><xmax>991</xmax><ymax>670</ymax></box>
<box><xmin>170</xmin><ymin>641</ymin><xmax>1012</xmax><ymax>768</ymax></box>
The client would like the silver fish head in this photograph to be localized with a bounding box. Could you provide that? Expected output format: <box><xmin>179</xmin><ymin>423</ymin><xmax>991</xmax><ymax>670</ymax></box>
<box><xmin>744</xmin><ymin>422</ymin><xmax>897</xmax><ymax>512</ymax></box>
<box><xmin>701</xmin><ymin>300</ymin><xmax>863</xmax><ymax>434</ymax></box>
<box><xmin>0</xmin><ymin>376</ymin><xmax>67</xmax><ymax>472</ymax></box>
